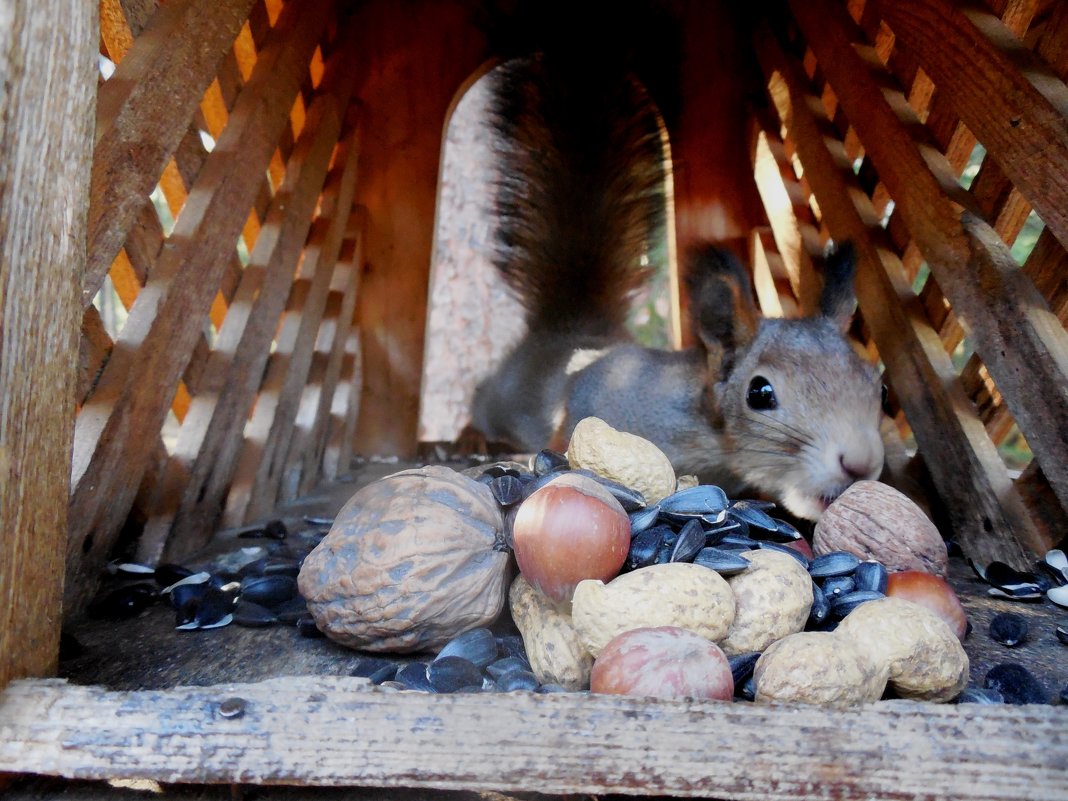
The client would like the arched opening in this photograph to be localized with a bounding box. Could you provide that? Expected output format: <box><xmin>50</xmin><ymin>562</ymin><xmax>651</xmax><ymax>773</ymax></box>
<box><xmin>417</xmin><ymin>62</ymin><xmax>678</xmax><ymax>449</ymax></box>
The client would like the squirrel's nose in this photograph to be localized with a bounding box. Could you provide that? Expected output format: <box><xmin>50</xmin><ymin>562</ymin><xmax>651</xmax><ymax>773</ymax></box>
<box><xmin>839</xmin><ymin>453</ymin><xmax>877</xmax><ymax>482</ymax></box>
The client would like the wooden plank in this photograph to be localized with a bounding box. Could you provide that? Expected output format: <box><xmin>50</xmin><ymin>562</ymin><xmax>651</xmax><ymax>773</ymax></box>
<box><xmin>293</xmin><ymin>222</ymin><xmax>364</xmax><ymax>496</ymax></box>
<box><xmin>0</xmin><ymin>0</ymin><xmax>96</xmax><ymax>687</ymax></box>
<box><xmin>755</xmin><ymin>22</ymin><xmax>1043</xmax><ymax>567</ymax></box>
<box><xmin>224</xmin><ymin>120</ymin><xmax>362</xmax><ymax>525</ymax></box>
<box><xmin>791</xmin><ymin>0</ymin><xmax>1068</xmax><ymax>553</ymax></box>
<box><xmin>85</xmin><ymin>0</ymin><xmax>256</xmax><ymax>307</ymax></box>
<box><xmin>134</xmin><ymin>75</ymin><xmax>351</xmax><ymax>565</ymax></box>
<box><xmin>67</xmin><ymin>1</ymin><xmax>334</xmax><ymax>614</ymax></box>
<box><xmin>877</xmin><ymin>0</ymin><xmax>1068</xmax><ymax>254</ymax></box>
<box><xmin>749</xmin><ymin>118</ymin><xmax>821</xmax><ymax>313</ymax></box>
<box><xmin>1</xmin><ymin>677</ymin><xmax>1065</xmax><ymax>799</ymax></box>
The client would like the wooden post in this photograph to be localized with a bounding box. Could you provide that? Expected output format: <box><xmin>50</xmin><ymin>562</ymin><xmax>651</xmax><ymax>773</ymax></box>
<box><xmin>0</xmin><ymin>0</ymin><xmax>97</xmax><ymax>686</ymax></box>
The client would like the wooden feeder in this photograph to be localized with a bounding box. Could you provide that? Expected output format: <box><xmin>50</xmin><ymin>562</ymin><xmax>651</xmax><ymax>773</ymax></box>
<box><xmin>1</xmin><ymin>0</ymin><xmax>1066</xmax><ymax>798</ymax></box>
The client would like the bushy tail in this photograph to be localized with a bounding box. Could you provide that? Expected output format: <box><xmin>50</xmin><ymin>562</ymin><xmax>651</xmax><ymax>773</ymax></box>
<box><xmin>489</xmin><ymin>47</ymin><xmax>668</xmax><ymax>336</ymax></box>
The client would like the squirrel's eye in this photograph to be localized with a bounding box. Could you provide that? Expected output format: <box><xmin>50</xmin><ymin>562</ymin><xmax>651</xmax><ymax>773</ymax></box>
<box><xmin>746</xmin><ymin>376</ymin><xmax>777</xmax><ymax>411</ymax></box>
<box><xmin>881</xmin><ymin>383</ymin><xmax>892</xmax><ymax>415</ymax></box>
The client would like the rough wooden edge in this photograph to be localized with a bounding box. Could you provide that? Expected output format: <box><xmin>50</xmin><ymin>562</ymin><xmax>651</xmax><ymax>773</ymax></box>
<box><xmin>66</xmin><ymin>1</ymin><xmax>335</xmax><ymax>613</ymax></box>
<box><xmin>0</xmin><ymin>676</ymin><xmax>1064</xmax><ymax>799</ymax></box>
<box><xmin>753</xmin><ymin>20</ymin><xmax>1042</xmax><ymax>567</ymax></box>
<box><xmin>789</xmin><ymin>0</ymin><xmax>1068</xmax><ymax>557</ymax></box>
<box><xmin>85</xmin><ymin>0</ymin><xmax>257</xmax><ymax>306</ymax></box>
<box><xmin>0</xmin><ymin>0</ymin><xmax>97</xmax><ymax>688</ymax></box>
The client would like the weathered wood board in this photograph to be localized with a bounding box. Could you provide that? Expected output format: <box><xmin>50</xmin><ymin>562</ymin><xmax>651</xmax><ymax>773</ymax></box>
<box><xmin>1</xmin><ymin>673</ymin><xmax>1065</xmax><ymax>799</ymax></box>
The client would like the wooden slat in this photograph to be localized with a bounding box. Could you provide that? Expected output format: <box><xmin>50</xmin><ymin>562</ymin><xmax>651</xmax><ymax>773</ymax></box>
<box><xmin>78</xmin><ymin>308</ymin><xmax>113</xmax><ymax>406</ymax></box>
<box><xmin>749</xmin><ymin>117</ymin><xmax>821</xmax><ymax>313</ymax></box>
<box><xmin>134</xmin><ymin>71</ymin><xmax>353</xmax><ymax>565</ymax></box>
<box><xmin>322</xmin><ymin>324</ymin><xmax>364</xmax><ymax>481</ymax></box>
<box><xmin>959</xmin><ymin>226</ymin><xmax>1068</xmax><ymax>448</ymax></box>
<box><xmin>877</xmin><ymin>0</ymin><xmax>1068</xmax><ymax>254</ymax></box>
<box><xmin>791</xmin><ymin>0</ymin><xmax>1068</xmax><ymax>552</ymax></box>
<box><xmin>750</xmin><ymin>228</ymin><xmax>786</xmax><ymax>318</ymax></box>
<box><xmin>224</xmin><ymin>121</ymin><xmax>362</xmax><ymax>525</ymax></box>
<box><xmin>1</xmin><ymin>677</ymin><xmax>1066</xmax><ymax>799</ymax></box>
<box><xmin>85</xmin><ymin>0</ymin><xmax>256</xmax><ymax>307</ymax></box>
<box><xmin>66</xmin><ymin>1</ymin><xmax>334</xmax><ymax>613</ymax></box>
<box><xmin>0</xmin><ymin>0</ymin><xmax>96</xmax><ymax>687</ymax></box>
<box><xmin>755</xmin><ymin>21</ymin><xmax>1042</xmax><ymax>567</ymax></box>
<box><xmin>292</xmin><ymin>219</ymin><xmax>364</xmax><ymax>496</ymax></box>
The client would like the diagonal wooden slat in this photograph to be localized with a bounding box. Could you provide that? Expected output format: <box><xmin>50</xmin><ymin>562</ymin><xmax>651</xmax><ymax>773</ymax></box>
<box><xmin>293</xmin><ymin>217</ymin><xmax>365</xmax><ymax>496</ymax></box>
<box><xmin>223</xmin><ymin>117</ymin><xmax>362</xmax><ymax>526</ymax></box>
<box><xmin>876</xmin><ymin>0</ymin><xmax>1068</xmax><ymax>254</ymax></box>
<box><xmin>66</xmin><ymin>0</ymin><xmax>334</xmax><ymax>614</ymax></box>
<box><xmin>85</xmin><ymin>0</ymin><xmax>256</xmax><ymax>307</ymax></box>
<box><xmin>749</xmin><ymin>113</ymin><xmax>821</xmax><ymax>314</ymax></box>
<box><xmin>755</xmin><ymin>19</ymin><xmax>1044</xmax><ymax>565</ymax></box>
<box><xmin>134</xmin><ymin>69</ymin><xmax>355</xmax><ymax>565</ymax></box>
<box><xmin>790</xmin><ymin>0</ymin><xmax>1068</xmax><ymax>545</ymax></box>
<box><xmin>322</xmin><ymin>316</ymin><xmax>364</xmax><ymax>481</ymax></box>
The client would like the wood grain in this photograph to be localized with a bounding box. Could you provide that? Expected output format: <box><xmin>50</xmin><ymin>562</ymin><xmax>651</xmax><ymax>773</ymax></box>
<box><xmin>1</xmin><ymin>676</ymin><xmax>1065</xmax><ymax>799</ymax></box>
<box><xmin>790</xmin><ymin>0</ymin><xmax>1068</xmax><ymax>557</ymax></box>
<box><xmin>877</xmin><ymin>0</ymin><xmax>1068</xmax><ymax>255</ymax></box>
<box><xmin>0</xmin><ymin>0</ymin><xmax>97</xmax><ymax>687</ymax></box>
<box><xmin>85</xmin><ymin>0</ymin><xmax>256</xmax><ymax>306</ymax></box>
<box><xmin>66</xmin><ymin>1</ymin><xmax>334</xmax><ymax>613</ymax></box>
<box><xmin>755</xmin><ymin>24</ymin><xmax>1042</xmax><ymax>567</ymax></box>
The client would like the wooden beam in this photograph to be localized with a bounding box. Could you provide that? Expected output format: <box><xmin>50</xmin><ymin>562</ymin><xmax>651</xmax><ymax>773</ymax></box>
<box><xmin>224</xmin><ymin>117</ymin><xmax>362</xmax><ymax>525</ymax></box>
<box><xmin>85</xmin><ymin>0</ymin><xmax>256</xmax><ymax>307</ymax></box>
<box><xmin>754</xmin><ymin>22</ymin><xmax>1042</xmax><ymax>567</ymax></box>
<box><xmin>66</xmin><ymin>1</ymin><xmax>334</xmax><ymax>614</ymax></box>
<box><xmin>1</xmin><ymin>677</ymin><xmax>1065</xmax><ymax>799</ymax></box>
<box><xmin>0</xmin><ymin>0</ymin><xmax>96</xmax><ymax>687</ymax></box>
<box><xmin>790</xmin><ymin>0</ymin><xmax>1068</xmax><ymax>554</ymax></box>
<box><xmin>134</xmin><ymin>72</ymin><xmax>353</xmax><ymax>565</ymax></box>
<box><xmin>876</xmin><ymin>0</ymin><xmax>1068</xmax><ymax>255</ymax></box>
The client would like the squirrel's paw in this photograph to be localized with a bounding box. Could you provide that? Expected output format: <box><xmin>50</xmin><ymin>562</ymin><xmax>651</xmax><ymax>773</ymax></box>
<box><xmin>454</xmin><ymin>423</ymin><xmax>491</xmax><ymax>457</ymax></box>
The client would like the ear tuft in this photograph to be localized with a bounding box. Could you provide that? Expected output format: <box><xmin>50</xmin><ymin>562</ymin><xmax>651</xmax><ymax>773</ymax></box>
<box><xmin>819</xmin><ymin>241</ymin><xmax>858</xmax><ymax>331</ymax></box>
<box><xmin>685</xmin><ymin>245</ymin><xmax>760</xmax><ymax>376</ymax></box>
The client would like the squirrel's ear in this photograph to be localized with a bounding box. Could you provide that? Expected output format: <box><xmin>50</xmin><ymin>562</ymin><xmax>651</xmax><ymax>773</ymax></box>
<box><xmin>819</xmin><ymin>240</ymin><xmax>859</xmax><ymax>332</ymax></box>
<box><xmin>685</xmin><ymin>245</ymin><xmax>759</xmax><ymax>377</ymax></box>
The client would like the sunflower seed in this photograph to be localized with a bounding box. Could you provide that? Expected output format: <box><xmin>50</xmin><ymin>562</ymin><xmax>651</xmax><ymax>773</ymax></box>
<box><xmin>435</xmin><ymin>627</ymin><xmax>498</xmax><ymax>668</ymax></box>
<box><xmin>809</xmin><ymin>551</ymin><xmax>860</xmax><ymax>579</ymax></box>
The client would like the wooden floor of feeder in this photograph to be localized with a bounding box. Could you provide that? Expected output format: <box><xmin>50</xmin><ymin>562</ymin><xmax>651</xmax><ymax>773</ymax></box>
<box><xmin>2</xmin><ymin>461</ymin><xmax>1066</xmax><ymax>800</ymax></box>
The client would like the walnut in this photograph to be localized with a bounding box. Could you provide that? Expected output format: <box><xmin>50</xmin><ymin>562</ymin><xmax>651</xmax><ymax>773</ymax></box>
<box><xmin>814</xmin><ymin>480</ymin><xmax>948</xmax><ymax>576</ymax></box>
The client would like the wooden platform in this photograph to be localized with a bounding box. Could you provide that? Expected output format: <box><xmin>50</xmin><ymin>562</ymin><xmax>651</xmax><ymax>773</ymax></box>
<box><xmin>3</xmin><ymin>461</ymin><xmax>1066</xmax><ymax>800</ymax></box>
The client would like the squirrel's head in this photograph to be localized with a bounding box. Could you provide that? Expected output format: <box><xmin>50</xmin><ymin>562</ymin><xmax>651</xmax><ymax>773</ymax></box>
<box><xmin>691</xmin><ymin>243</ymin><xmax>885</xmax><ymax>520</ymax></box>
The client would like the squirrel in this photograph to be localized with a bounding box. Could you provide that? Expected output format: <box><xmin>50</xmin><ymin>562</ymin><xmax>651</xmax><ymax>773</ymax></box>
<box><xmin>465</xmin><ymin>41</ymin><xmax>889</xmax><ymax>522</ymax></box>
